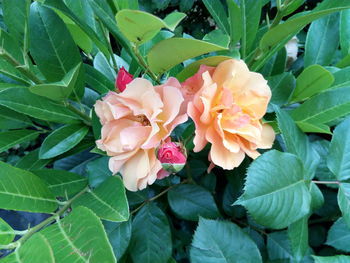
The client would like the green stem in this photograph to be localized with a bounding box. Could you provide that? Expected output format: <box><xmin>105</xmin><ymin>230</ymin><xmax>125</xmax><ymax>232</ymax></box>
<box><xmin>270</xmin><ymin>9</ymin><xmax>284</xmax><ymax>28</ymax></box>
<box><xmin>132</xmin><ymin>46</ymin><xmax>160</xmax><ymax>84</ymax></box>
<box><xmin>312</xmin><ymin>180</ymin><xmax>340</xmax><ymax>185</ymax></box>
<box><xmin>66</xmin><ymin>104</ymin><xmax>92</xmax><ymax>126</ymax></box>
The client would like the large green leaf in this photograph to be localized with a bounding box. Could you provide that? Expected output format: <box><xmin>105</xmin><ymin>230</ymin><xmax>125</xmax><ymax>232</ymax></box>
<box><xmin>313</xmin><ymin>255</ymin><xmax>350</xmax><ymax>263</ymax></box>
<box><xmin>84</xmin><ymin>64</ymin><xmax>114</xmax><ymax>94</ymax></box>
<box><xmin>326</xmin><ymin>217</ymin><xmax>350</xmax><ymax>252</ymax></box>
<box><xmin>86</xmin><ymin>157</ymin><xmax>111</xmax><ymax>188</ymax></box>
<box><xmin>227</xmin><ymin>0</ymin><xmax>241</xmax><ymax>44</ymax></box>
<box><xmin>0</xmin><ymin>130</ymin><xmax>40</xmax><ymax>153</ymax></box>
<box><xmin>267</xmin><ymin>231</ymin><xmax>293</xmax><ymax>261</ymax></box>
<box><xmin>267</xmin><ymin>72</ymin><xmax>295</xmax><ymax>108</ymax></box>
<box><xmin>130</xmin><ymin>203</ymin><xmax>172</xmax><ymax>263</ymax></box>
<box><xmin>32</xmin><ymin>169</ymin><xmax>88</xmax><ymax>197</ymax></box>
<box><xmin>290</xmin><ymin>65</ymin><xmax>334</xmax><ymax>102</ymax></box>
<box><xmin>202</xmin><ymin>0</ymin><xmax>230</xmax><ymax>35</ymax></box>
<box><xmin>73</xmin><ymin>176</ymin><xmax>129</xmax><ymax>222</ymax></box>
<box><xmin>190</xmin><ymin>218</ymin><xmax>262</xmax><ymax>263</ymax></box>
<box><xmin>0</xmin><ymin>105</ymin><xmax>33</xmax><ymax>130</ymax></box>
<box><xmin>288</xmin><ymin>216</ymin><xmax>309</xmax><ymax>261</ymax></box>
<box><xmin>304</xmin><ymin>13</ymin><xmax>340</xmax><ymax>67</ymax></box>
<box><xmin>340</xmin><ymin>10</ymin><xmax>350</xmax><ymax>56</ymax></box>
<box><xmin>16</xmin><ymin>149</ymin><xmax>51</xmax><ymax>170</ymax></box>
<box><xmin>0</xmin><ymin>218</ymin><xmax>14</xmax><ymax>245</ymax></box>
<box><xmin>0</xmin><ymin>161</ymin><xmax>58</xmax><ymax>213</ymax></box>
<box><xmin>290</xmin><ymin>87</ymin><xmax>350</xmax><ymax>125</ymax></box>
<box><xmin>93</xmin><ymin>52</ymin><xmax>116</xmax><ymax>82</ymax></box>
<box><xmin>147</xmin><ymin>38</ymin><xmax>226</xmax><ymax>74</ymax></box>
<box><xmin>236</xmin><ymin>150</ymin><xmax>311</xmax><ymax>229</ymax></box>
<box><xmin>275</xmin><ymin>106</ymin><xmax>319</xmax><ymax>179</ymax></box>
<box><xmin>39</xmin><ymin>124</ymin><xmax>89</xmax><ymax>159</ymax></box>
<box><xmin>331</xmin><ymin>66</ymin><xmax>350</xmax><ymax>89</ymax></box>
<box><xmin>168</xmin><ymin>184</ymin><xmax>220</xmax><ymax>221</ymax></box>
<box><xmin>0</xmin><ymin>88</ymin><xmax>81</xmax><ymax>123</ymax></box>
<box><xmin>338</xmin><ymin>183</ymin><xmax>350</xmax><ymax>227</ymax></box>
<box><xmin>29</xmin><ymin>63</ymin><xmax>81</xmax><ymax>101</ymax></box>
<box><xmin>41</xmin><ymin>206</ymin><xmax>116</xmax><ymax>263</ymax></box>
<box><xmin>327</xmin><ymin>117</ymin><xmax>350</xmax><ymax>181</ymax></box>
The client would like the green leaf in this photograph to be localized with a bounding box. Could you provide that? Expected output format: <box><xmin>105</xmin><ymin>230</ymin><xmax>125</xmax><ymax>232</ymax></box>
<box><xmin>0</xmin><ymin>88</ymin><xmax>81</xmax><ymax>124</ymax></box>
<box><xmin>304</xmin><ymin>13</ymin><xmax>339</xmax><ymax>67</ymax></box>
<box><xmin>163</xmin><ymin>11</ymin><xmax>186</xmax><ymax>31</ymax></box>
<box><xmin>227</xmin><ymin>0</ymin><xmax>241</xmax><ymax>45</ymax></box>
<box><xmin>290</xmin><ymin>87</ymin><xmax>350</xmax><ymax>125</ymax></box>
<box><xmin>168</xmin><ymin>184</ymin><xmax>220</xmax><ymax>221</ymax></box>
<box><xmin>130</xmin><ymin>203</ymin><xmax>172</xmax><ymax>263</ymax></box>
<box><xmin>176</xmin><ymin>56</ymin><xmax>231</xmax><ymax>82</ymax></box>
<box><xmin>93</xmin><ymin>52</ymin><xmax>116</xmax><ymax>82</ymax></box>
<box><xmin>288</xmin><ymin>216</ymin><xmax>309</xmax><ymax>261</ymax></box>
<box><xmin>296</xmin><ymin>121</ymin><xmax>331</xmax><ymax>134</ymax></box>
<box><xmin>0</xmin><ymin>129</ymin><xmax>40</xmax><ymax>153</ymax></box>
<box><xmin>0</xmin><ymin>161</ymin><xmax>58</xmax><ymax>213</ymax></box>
<box><xmin>32</xmin><ymin>169</ymin><xmax>88</xmax><ymax>197</ymax></box>
<box><xmin>41</xmin><ymin>206</ymin><xmax>116</xmax><ymax>263</ymax></box>
<box><xmin>274</xmin><ymin>106</ymin><xmax>319</xmax><ymax>179</ymax></box>
<box><xmin>86</xmin><ymin>157</ymin><xmax>111</xmax><ymax>188</ymax></box>
<box><xmin>327</xmin><ymin>117</ymin><xmax>350</xmax><ymax>181</ymax></box>
<box><xmin>104</xmin><ymin>219</ymin><xmax>132</xmax><ymax>260</ymax></box>
<box><xmin>39</xmin><ymin>124</ymin><xmax>89</xmax><ymax>159</ymax></box>
<box><xmin>202</xmin><ymin>0</ymin><xmax>230</xmax><ymax>35</ymax></box>
<box><xmin>338</xmin><ymin>183</ymin><xmax>350</xmax><ymax>227</ymax></box>
<box><xmin>0</xmin><ymin>105</ymin><xmax>33</xmax><ymax>130</ymax></box>
<box><xmin>0</xmin><ymin>218</ymin><xmax>14</xmax><ymax>245</ymax></box>
<box><xmin>29</xmin><ymin>63</ymin><xmax>81</xmax><ymax>101</ymax></box>
<box><xmin>84</xmin><ymin>64</ymin><xmax>114</xmax><ymax>94</ymax></box>
<box><xmin>291</xmin><ymin>65</ymin><xmax>334</xmax><ymax>102</ymax></box>
<box><xmin>310</xmin><ymin>182</ymin><xmax>324</xmax><ymax>211</ymax></box>
<box><xmin>203</xmin><ymin>29</ymin><xmax>230</xmax><ymax>48</ymax></box>
<box><xmin>313</xmin><ymin>255</ymin><xmax>350</xmax><ymax>263</ymax></box>
<box><xmin>267</xmin><ymin>231</ymin><xmax>293</xmax><ymax>261</ymax></box>
<box><xmin>259</xmin><ymin>48</ymin><xmax>286</xmax><ymax>77</ymax></box>
<box><xmin>326</xmin><ymin>217</ymin><xmax>350</xmax><ymax>252</ymax></box>
<box><xmin>331</xmin><ymin>66</ymin><xmax>350</xmax><ymax>89</ymax></box>
<box><xmin>29</xmin><ymin>2</ymin><xmax>83</xmax><ymax>84</ymax></box>
<box><xmin>73</xmin><ymin>176</ymin><xmax>129</xmax><ymax>222</ymax></box>
<box><xmin>148</xmin><ymin>38</ymin><xmax>226</xmax><ymax>74</ymax></box>
<box><xmin>237</xmin><ymin>150</ymin><xmax>311</xmax><ymax>229</ymax></box>
<box><xmin>267</xmin><ymin>72</ymin><xmax>295</xmax><ymax>109</ymax></box>
<box><xmin>16</xmin><ymin>149</ymin><xmax>51</xmax><ymax>170</ymax></box>
<box><xmin>0</xmin><ymin>29</ymin><xmax>27</xmax><ymax>66</ymax></box>
<box><xmin>190</xmin><ymin>218</ymin><xmax>262</xmax><ymax>263</ymax></box>
<box><xmin>340</xmin><ymin>10</ymin><xmax>350</xmax><ymax>56</ymax></box>
<box><xmin>283</xmin><ymin>0</ymin><xmax>305</xmax><ymax>16</ymax></box>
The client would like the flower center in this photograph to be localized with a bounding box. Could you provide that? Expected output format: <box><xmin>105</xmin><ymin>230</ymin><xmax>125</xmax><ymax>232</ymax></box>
<box><xmin>135</xmin><ymin>114</ymin><xmax>151</xmax><ymax>126</ymax></box>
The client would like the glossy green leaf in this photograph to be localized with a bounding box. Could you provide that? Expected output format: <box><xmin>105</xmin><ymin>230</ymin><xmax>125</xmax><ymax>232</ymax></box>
<box><xmin>291</xmin><ymin>65</ymin><xmax>334</xmax><ymax>102</ymax></box>
<box><xmin>326</xmin><ymin>217</ymin><xmax>350</xmax><ymax>252</ymax></box>
<box><xmin>313</xmin><ymin>255</ymin><xmax>350</xmax><ymax>263</ymax></box>
<box><xmin>0</xmin><ymin>105</ymin><xmax>33</xmax><ymax>130</ymax></box>
<box><xmin>327</xmin><ymin>117</ymin><xmax>350</xmax><ymax>181</ymax></box>
<box><xmin>86</xmin><ymin>157</ymin><xmax>111</xmax><ymax>188</ymax></box>
<box><xmin>340</xmin><ymin>10</ymin><xmax>350</xmax><ymax>56</ymax></box>
<box><xmin>0</xmin><ymin>29</ymin><xmax>27</xmax><ymax>66</ymax></box>
<box><xmin>168</xmin><ymin>184</ymin><xmax>220</xmax><ymax>221</ymax></box>
<box><xmin>227</xmin><ymin>0</ymin><xmax>241</xmax><ymax>44</ymax></box>
<box><xmin>32</xmin><ymin>169</ymin><xmax>88</xmax><ymax>197</ymax></box>
<box><xmin>0</xmin><ymin>218</ymin><xmax>14</xmax><ymax>245</ymax></box>
<box><xmin>267</xmin><ymin>73</ymin><xmax>295</xmax><ymax>110</ymax></box>
<box><xmin>236</xmin><ymin>150</ymin><xmax>311</xmax><ymax>229</ymax></box>
<box><xmin>267</xmin><ymin>231</ymin><xmax>293</xmax><ymax>261</ymax></box>
<box><xmin>0</xmin><ymin>161</ymin><xmax>58</xmax><ymax>213</ymax></box>
<box><xmin>29</xmin><ymin>63</ymin><xmax>81</xmax><ymax>101</ymax></box>
<box><xmin>29</xmin><ymin>2</ymin><xmax>82</xmax><ymax>83</ymax></box>
<box><xmin>202</xmin><ymin>0</ymin><xmax>230</xmax><ymax>35</ymax></box>
<box><xmin>93</xmin><ymin>52</ymin><xmax>116</xmax><ymax>82</ymax></box>
<box><xmin>176</xmin><ymin>56</ymin><xmax>231</xmax><ymax>82</ymax></box>
<box><xmin>296</xmin><ymin>121</ymin><xmax>331</xmax><ymax>134</ymax></box>
<box><xmin>304</xmin><ymin>13</ymin><xmax>339</xmax><ymax>67</ymax></box>
<box><xmin>275</xmin><ymin>106</ymin><xmax>319</xmax><ymax>179</ymax></box>
<box><xmin>0</xmin><ymin>130</ymin><xmax>39</xmax><ymax>153</ymax></box>
<box><xmin>283</xmin><ymin>0</ymin><xmax>305</xmax><ymax>16</ymax></box>
<box><xmin>39</xmin><ymin>124</ymin><xmax>89</xmax><ymax>159</ymax></box>
<box><xmin>130</xmin><ymin>203</ymin><xmax>172</xmax><ymax>263</ymax></box>
<box><xmin>73</xmin><ymin>176</ymin><xmax>129</xmax><ymax>222</ymax></box>
<box><xmin>338</xmin><ymin>183</ymin><xmax>350</xmax><ymax>227</ymax></box>
<box><xmin>16</xmin><ymin>149</ymin><xmax>51</xmax><ymax>170</ymax></box>
<box><xmin>331</xmin><ymin>66</ymin><xmax>350</xmax><ymax>89</ymax></box>
<box><xmin>190</xmin><ymin>218</ymin><xmax>262</xmax><ymax>263</ymax></box>
<box><xmin>260</xmin><ymin>47</ymin><xmax>286</xmax><ymax>77</ymax></box>
<box><xmin>203</xmin><ymin>29</ymin><xmax>230</xmax><ymax>48</ymax></box>
<box><xmin>41</xmin><ymin>206</ymin><xmax>116</xmax><ymax>263</ymax></box>
<box><xmin>163</xmin><ymin>11</ymin><xmax>186</xmax><ymax>31</ymax></box>
<box><xmin>84</xmin><ymin>64</ymin><xmax>114</xmax><ymax>94</ymax></box>
<box><xmin>0</xmin><ymin>88</ymin><xmax>80</xmax><ymax>124</ymax></box>
<box><xmin>104</xmin><ymin>219</ymin><xmax>132</xmax><ymax>260</ymax></box>
<box><xmin>291</xmin><ymin>87</ymin><xmax>350</xmax><ymax>125</ymax></box>
<box><xmin>310</xmin><ymin>182</ymin><xmax>324</xmax><ymax>211</ymax></box>
<box><xmin>288</xmin><ymin>216</ymin><xmax>309</xmax><ymax>261</ymax></box>
<box><xmin>148</xmin><ymin>38</ymin><xmax>226</xmax><ymax>74</ymax></box>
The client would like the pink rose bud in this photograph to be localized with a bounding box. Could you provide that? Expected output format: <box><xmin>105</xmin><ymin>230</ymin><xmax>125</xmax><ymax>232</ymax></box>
<box><xmin>157</xmin><ymin>141</ymin><xmax>187</xmax><ymax>174</ymax></box>
<box><xmin>115</xmin><ymin>67</ymin><xmax>133</xmax><ymax>92</ymax></box>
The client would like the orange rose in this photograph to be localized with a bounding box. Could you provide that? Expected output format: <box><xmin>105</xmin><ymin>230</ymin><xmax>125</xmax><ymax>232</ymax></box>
<box><xmin>95</xmin><ymin>77</ymin><xmax>187</xmax><ymax>191</ymax></box>
<box><xmin>186</xmin><ymin>59</ymin><xmax>275</xmax><ymax>170</ymax></box>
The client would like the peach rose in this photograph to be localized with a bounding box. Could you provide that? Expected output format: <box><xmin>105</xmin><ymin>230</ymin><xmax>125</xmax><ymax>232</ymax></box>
<box><xmin>186</xmin><ymin>59</ymin><xmax>275</xmax><ymax>170</ymax></box>
<box><xmin>94</xmin><ymin>77</ymin><xmax>187</xmax><ymax>191</ymax></box>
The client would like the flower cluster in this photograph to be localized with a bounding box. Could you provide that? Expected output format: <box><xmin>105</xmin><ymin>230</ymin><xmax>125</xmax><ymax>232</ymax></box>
<box><xmin>95</xmin><ymin>59</ymin><xmax>275</xmax><ymax>191</ymax></box>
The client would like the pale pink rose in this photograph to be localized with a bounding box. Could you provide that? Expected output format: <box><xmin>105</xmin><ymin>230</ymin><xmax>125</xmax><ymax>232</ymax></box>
<box><xmin>95</xmin><ymin>77</ymin><xmax>188</xmax><ymax>191</ymax></box>
<box><xmin>186</xmin><ymin>59</ymin><xmax>275</xmax><ymax>170</ymax></box>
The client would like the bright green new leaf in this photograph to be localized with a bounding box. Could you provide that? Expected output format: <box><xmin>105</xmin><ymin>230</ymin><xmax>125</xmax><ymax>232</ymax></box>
<box><xmin>41</xmin><ymin>206</ymin><xmax>116</xmax><ymax>263</ymax></box>
<box><xmin>39</xmin><ymin>124</ymin><xmax>89</xmax><ymax>159</ymax></box>
<box><xmin>0</xmin><ymin>218</ymin><xmax>14</xmax><ymax>245</ymax></box>
<box><xmin>163</xmin><ymin>12</ymin><xmax>186</xmax><ymax>31</ymax></box>
<box><xmin>73</xmin><ymin>176</ymin><xmax>129</xmax><ymax>222</ymax></box>
<box><xmin>296</xmin><ymin>121</ymin><xmax>331</xmax><ymax>134</ymax></box>
<box><xmin>202</xmin><ymin>0</ymin><xmax>230</xmax><ymax>35</ymax></box>
<box><xmin>148</xmin><ymin>38</ymin><xmax>226</xmax><ymax>74</ymax></box>
<box><xmin>338</xmin><ymin>183</ymin><xmax>350</xmax><ymax>227</ymax></box>
<box><xmin>0</xmin><ymin>161</ymin><xmax>58</xmax><ymax>213</ymax></box>
<box><xmin>326</xmin><ymin>217</ymin><xmax>350</xmax><ymax>252</ymax></box>
<box><xmin>168</xmin><ymin>184</ymin><xmax>220</xmax><ymax>221</ymax></box>
<box><xmin>130</xmin><ymin>203</ymin><xmax>172</xmax><ymax>263</ymax></box>
<box><xmin>0</xmin><ymin>129</ymin><xmax>40</xmax><ymax>153</ymax></box>
<box><xmin>236</xmin><ymin>150</ymin><xmax>311</xmax><ymax>229</ymax></box>
<box><xmin>176</xmin><ymin>56</ymin><xmax>231</xmax><ymax>82</ymax></box>
<box><xmin>291</xmin><ymin>65</ymin><xmax>334</xmax><ymax>102</ymax></box>
<box><xmin>327</xmin><ymin>117</ymin><xmax>350</xmax><ymax>181</ymax></box>
<box><xmin>29</xmin><ymin>63</ymin><xmax>81</xmax><ymax>101</ymax></box>
<box><xmin>283</xmin><ymin>0</ymin><xmax>305</xmax><ymax>16</ymax></box>
<box><xmin>32</xmin><ymin>169</ymin><xmax>88</xmax><ymax>197</ymax></box>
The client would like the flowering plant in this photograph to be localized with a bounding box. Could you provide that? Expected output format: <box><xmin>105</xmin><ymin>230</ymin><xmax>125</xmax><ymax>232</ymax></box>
<box><xmin>1</xmin><ymin>0</ymin><xmax>350</xmax><ymax>262</ymax></box>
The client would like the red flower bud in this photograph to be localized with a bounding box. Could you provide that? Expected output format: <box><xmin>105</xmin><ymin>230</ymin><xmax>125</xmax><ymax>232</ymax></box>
<box><xmin>115</xmin><ymin>67</ymin><xmax>133</xmax><ymax>92</ymax></box>
<box><xmin>157</xmin><ymin>141</ymin><xmax>187</xmax><ymax>174</ymax></box>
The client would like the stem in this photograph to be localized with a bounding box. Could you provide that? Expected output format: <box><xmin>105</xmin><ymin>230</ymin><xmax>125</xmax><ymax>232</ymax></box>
<box><xmin>66</xmin><ymin>104</ymin><xmax>92</xmax><ymax>126</ymax></box>
<box><xmin>312</xmin><ymin>180</ymin><xmax>340</xmax><ymax>185</ymax></box>
<box><xmin>270</xmin><ymin>9</ymin><xmax>284</xmax><ymax>28</ymax></box>
<box><xmin>132</xmin><ymin>46</ymin><xmax>160</xmax><ymax>84</ymax></box>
